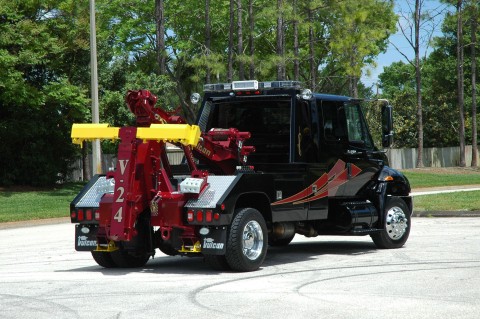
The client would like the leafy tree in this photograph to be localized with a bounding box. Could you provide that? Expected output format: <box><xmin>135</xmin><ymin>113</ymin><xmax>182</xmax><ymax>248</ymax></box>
<box><xmin>276</xmin><ymin>0</ymin><xmax>286</xmax><ymax>80</ymax></box>
<box><xmin>422</xmin><ymin>53</ymin><xmax>461</xmax><ymax>147</ymax></box>
<box><xmin>0</xmin><ymin>0</ymin><xmax>400</xmax><ymax>185</ymax></box>
<box><xmin>0</xmin><ymin>0</ymin><xmax>90</xmax><ymax>186</ymax></box>
<box><xmin>329</xmin><ymin>0</ymin><xmax>396</xmax><ymax>97</ymax></box>
<box><xmin>379</xmin><ymin>0</ymin><xmax>480</xmax><ymax>152</ymax></box>
<box><xmin>379</xmin><ymin>62</ymin><xmax>418</xmax><ymax>148</ymax></box>
<box><xmin>155</xmin><ymin>0</ymin><xmax>167</xmax><ymax>75</ymax></box>
<box><xmin>389</xmin><ymin>0</ymin><xmax>447</xmax><ymax>167</ymax></box>
<box><xmin>205</xmin><ymin>0</ymin><xmax>212</xmax><ymax>83</ymax></box>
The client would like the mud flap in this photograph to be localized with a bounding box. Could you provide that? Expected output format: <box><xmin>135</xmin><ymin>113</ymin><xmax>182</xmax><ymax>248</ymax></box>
<box><xmin>75</xmin><ymin>224</ymin><xmax>98</xmax><ymax>251</ymax></box>
<box><xmin>200</xmin><ymin>226</ymin><xmax>227</xmax><ymax>255</ymax></box>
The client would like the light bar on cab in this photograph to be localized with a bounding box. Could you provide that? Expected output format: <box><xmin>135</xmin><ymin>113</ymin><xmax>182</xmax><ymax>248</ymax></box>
<box><xmin>203</xmin><ymin>80</ymin><xmax>303</xmax><ymax>92</ymax></box>
<box><xmin>264</xmin><ymin>80</ymin><xmax>301</xmax><ymax>89</ymax></box>
<box><xmin>203</xmin><ymin>83</ymin><xmax>232</xmax><ymax>92</ymax></box>
<box><xmin>232</xmin><ymin>80</ymin><xmax>259</xmax><ymax>91</ymax></box>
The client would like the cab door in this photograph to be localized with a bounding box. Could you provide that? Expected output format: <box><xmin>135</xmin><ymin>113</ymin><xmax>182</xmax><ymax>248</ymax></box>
<box><xmin>342</xmin><ymin>102</ymin><xmax>384</xmax><ymax>195</ymax></box>
<box><xmin>293</xmin><ymin>99</ymin><xmax>329</xmax><ymax>220</ymax></box>
<box><xmin>303</xmin><ymin>99</ymin><xmax>375</xmax><ymax>204</ymax></box>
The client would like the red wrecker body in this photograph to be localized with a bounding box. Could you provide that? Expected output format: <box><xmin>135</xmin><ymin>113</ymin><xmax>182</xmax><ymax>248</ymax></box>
<box><xmin>70</xmin><ymin>81</ymin><xmax>412</xmax><ymax>271</ymax></box>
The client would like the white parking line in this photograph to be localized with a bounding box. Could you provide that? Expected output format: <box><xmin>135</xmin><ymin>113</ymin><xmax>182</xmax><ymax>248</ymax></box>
<box><xmin>411</xmin><ymin>187</ymin><xmax>480</xmax><ymax>196</ymax></box>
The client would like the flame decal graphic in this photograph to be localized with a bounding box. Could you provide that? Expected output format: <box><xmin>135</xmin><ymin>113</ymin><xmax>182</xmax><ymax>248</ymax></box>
<box><xmin>272</xmin><ymin>159</ymin><xmax>362</xmax><ymax>206</ymax></box>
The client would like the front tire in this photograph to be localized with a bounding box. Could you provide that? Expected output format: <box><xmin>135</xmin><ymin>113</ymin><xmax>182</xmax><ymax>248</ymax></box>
<box><xmin>371</xmin><ymin>197</ymin><xmax>411</xmax><ymax>249</ymax></box>
<box><xmin>225</xmin><ymin>208</ymin><xmax>268</xmax><ymax>272</ymax></box>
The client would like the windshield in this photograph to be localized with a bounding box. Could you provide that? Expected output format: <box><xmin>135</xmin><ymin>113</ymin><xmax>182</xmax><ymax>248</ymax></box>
<box><xmin>344</xmin><ymin>103</ymin><xmax>374</xmax><ymax>149</ymax></box>
<box><xmin>204</xmin><ymin>97</ymin><xmax>292</xmax><ymax>163</ymax></box>
<box><xmin>207</xmin><ymin>98</ymin><xmax>290</xmax><ymax>133</ymax></box>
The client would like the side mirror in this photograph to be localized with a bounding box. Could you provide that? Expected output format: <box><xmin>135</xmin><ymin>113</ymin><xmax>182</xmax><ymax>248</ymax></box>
<box><xmin>381</xmin><ymin>102</ymin><xmax>393</xmax><ymax>148</ymax></box>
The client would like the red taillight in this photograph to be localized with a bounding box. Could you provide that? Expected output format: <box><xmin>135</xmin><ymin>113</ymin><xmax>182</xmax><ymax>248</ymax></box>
<box><xmin>205</xmin><ymin>210</ymin><xmax>213</xmax><ymax>222</ymax></box>
<box><xmin>86</xmin><ymin>209</ymin><xmax>92</xmax><ymax>221</ymax></box>
<box><xmin>187</xmin><ymin>210</ymin><xmax>194</xmax><ymax>222</ymax></box>
<box><xmin>187</xmin><ymin>209</ymin><xmax>218</xmax><ymax>223</ymax></box>
<box><xmin>77</xmin><ymin>209</ymin><xmax>84</xmax><ymax>221</ymax></box>
<box><xmin>236</xmin><ymin>90</ymin><xmax>261</xmax><ymax>96</ymax></box>
<box><xmin>70</xmin><ymin>211</ymin><xmax>77</xmax><ymax>219</ymax></box>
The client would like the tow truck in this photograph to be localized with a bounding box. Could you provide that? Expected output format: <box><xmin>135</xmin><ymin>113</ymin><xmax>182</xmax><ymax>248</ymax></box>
<box><xmin>70</xmin><ymin>80</ymin><xmax>411</xmax><ymax>272</ymax></box>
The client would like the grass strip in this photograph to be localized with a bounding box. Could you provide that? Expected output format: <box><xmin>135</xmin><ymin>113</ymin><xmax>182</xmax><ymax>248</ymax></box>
<box><xmin>401</xmin><ymin>169</ymin><xmax>480</xmax><ymax>189</ymax></box>
<box><xmin>1</xmin><ymin>168</ymin><xmax>480</xmax><ymax>223</ymax></box>
<box><xmin>413</xmin><ymin>190</ymin><xmax>480</xmax><ymax>212</ymax></box>
<box><xmin>0</xmin><ymin>183</ymin><xmax>84</xmax><ymax>222</ymax></box>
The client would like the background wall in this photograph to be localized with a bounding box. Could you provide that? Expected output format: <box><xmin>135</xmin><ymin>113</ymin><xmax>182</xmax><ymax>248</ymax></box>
<box><xmin>387</xmin><ymin>145</ymin><xmax>479</xmax><ymax>169</ymax></box>
<box><xmin>70</xmin><ymin>145</ymin><xmax>479</xmax><ymax>181</ymax></box>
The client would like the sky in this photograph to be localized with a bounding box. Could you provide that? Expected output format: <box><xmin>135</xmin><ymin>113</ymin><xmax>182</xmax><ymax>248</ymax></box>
<box><xmin>362</xmin><ymin>0</ymin><xmax>451</xmax><ymax>89</ymax></box>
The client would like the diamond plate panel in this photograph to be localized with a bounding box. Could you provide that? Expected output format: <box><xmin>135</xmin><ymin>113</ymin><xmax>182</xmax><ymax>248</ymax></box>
<box><xmin>75</xmin><ymin>177</ymin><xmax>114</xmax><ymax>208</ymax></box>
<box><xmin>185</xmin><ymin>176</ymin><xmax>237</xmax><ymax>208</ymax></box>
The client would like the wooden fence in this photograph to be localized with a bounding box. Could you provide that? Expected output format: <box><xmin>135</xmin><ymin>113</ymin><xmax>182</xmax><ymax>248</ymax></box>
<box><xmin>70</xmin><ymin>145</ymin><xmax>479</xmax><ymax>181</ymax></box>
<box><xmin>387</xmin><ymin>145</ymin><xmax>479</xmax><ymax>169</ymax></box>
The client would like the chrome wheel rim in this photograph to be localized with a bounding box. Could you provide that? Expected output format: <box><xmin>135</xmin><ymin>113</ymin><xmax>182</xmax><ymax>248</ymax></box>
<box><xmin>242</xmin><ymin>220</ymin><xmax>264</xmax><ymax>260</ymax></box>
<box><xmin>386</xmin><ymin>206</ymin><xmax>408</xmax><ymax>240</ymax></box>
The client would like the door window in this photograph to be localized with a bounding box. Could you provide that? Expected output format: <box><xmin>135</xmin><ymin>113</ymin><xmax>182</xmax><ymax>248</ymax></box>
<box><xmin>295</xmin><ymin>101</ymin><xmax>319</xmax><ymax>162</ymax></box>
<box><xmin>321</xmin><ymin>101</ymin><xmax>347</xmax><ymax>142</ymax></box>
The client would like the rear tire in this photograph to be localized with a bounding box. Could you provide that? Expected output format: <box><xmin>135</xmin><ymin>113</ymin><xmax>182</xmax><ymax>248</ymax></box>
<box><xmin>91</xmin><ymin>251</ymin><xmax>116</xmax><ymax>268</ymax></box>
<box><xmin>371</xmin><ymin>197</ymin><xmax>411</xmax><ymax>249</ymax></box>
<box><xmin>108</xmin><ymin>211</ymin><xmax>152</xmax><ymax>268</ymax></box>
<box><xmin>225</xmin><ymin>208</ymin><xmax>268</xmax><ymax>272</ymax></box>
<box><xmin>110</xmin><ymin>245</ymin><xmax>150</xmax><ymax>268</ymax></box>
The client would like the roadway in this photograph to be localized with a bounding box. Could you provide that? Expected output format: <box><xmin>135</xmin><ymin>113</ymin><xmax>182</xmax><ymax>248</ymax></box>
<box><xmin>1</xmin><ymin>218</ymin><xmax>479</xmax><ymax>319</ymax></box>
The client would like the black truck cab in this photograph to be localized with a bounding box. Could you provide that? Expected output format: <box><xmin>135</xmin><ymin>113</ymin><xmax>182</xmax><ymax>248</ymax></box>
<box><xmin>194</xmin><ymin>80</ymin><xmax>411</xmax><ymax>250</ymax></box>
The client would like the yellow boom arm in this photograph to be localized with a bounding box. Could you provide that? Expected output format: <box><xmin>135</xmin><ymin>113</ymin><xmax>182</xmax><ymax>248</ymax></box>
<box><xmin>71</xmin><ymin>123</ymin><xmax>201</xmax><ymax>147</ymax></box>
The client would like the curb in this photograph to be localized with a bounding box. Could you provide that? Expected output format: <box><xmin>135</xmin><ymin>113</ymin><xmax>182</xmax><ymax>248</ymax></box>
<box><xmin>0</xmin><ymin>217</ymin><xmax>70</xmax><ymax>230</ymax></box>
<box><xmin>413</xmin><ymin>211</ymin><xmax>480</xmax><ymax>218</ymax></box>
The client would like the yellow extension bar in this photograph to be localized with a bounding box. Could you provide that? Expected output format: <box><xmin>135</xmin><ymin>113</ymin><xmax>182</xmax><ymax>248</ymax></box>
<box><xmin>71</xmin><ymin>124</ymin><xmax>119</xmax><ymax>146</ymax></box>
<box><xmin>71</xmin><ymin>123</ymin><xmax>201</xmax><ymax>147</ymax></box>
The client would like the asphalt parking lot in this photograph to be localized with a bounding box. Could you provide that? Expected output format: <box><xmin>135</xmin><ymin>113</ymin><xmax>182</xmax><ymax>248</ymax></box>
<box><xmin>0</xmin><ymin>217</ymin><xmax>479</xmax><ymax>319</ymax></box>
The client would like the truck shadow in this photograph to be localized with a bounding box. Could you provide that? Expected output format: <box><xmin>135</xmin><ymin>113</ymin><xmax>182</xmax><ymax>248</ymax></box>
<box><xmin>263</xmin><ymin>240</ymin><xmax>377</xmax><ymax>268</ymax></box>
<box><xmin>58</xmin><ymin>239</ymin><xmax>377</xmax><ymax>275</ymax></box>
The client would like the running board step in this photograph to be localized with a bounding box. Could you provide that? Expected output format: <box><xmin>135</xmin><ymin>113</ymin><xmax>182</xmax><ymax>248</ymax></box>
<box><xmin>350</xmin><ymin>228</ymin><xmax>383</xmax><ymax>235</ymax></box>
